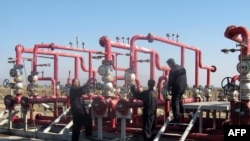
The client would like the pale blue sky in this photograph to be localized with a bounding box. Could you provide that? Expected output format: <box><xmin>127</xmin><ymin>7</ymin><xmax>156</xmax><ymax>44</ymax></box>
<box><xmin>0</xmin><ymin>0</ymin><xmax>249</xmax><ymax>87</ymax></box>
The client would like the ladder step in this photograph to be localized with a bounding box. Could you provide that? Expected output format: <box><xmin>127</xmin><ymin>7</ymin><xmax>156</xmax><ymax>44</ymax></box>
<box><xmin>161</xmin><ymin>132</ymin><xmax>182</xmax><ymax>137</ymax></box>
<box><xmin>54</xmin><ymin>123</ymin><xmax>67</xmax><ymax>126</ymax></box>
<box><xmin>168</xmin><ymin>122</ymin><xmax>189</xmax><ymax>126</ymax></box>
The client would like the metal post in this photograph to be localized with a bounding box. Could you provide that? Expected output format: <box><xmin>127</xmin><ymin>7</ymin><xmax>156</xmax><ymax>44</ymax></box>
<box><xmin>24</xmin><ymin>111</ymin><xmax>28</xmax><ymax>131</ymax></box>
<box><xmin>8</xmin><ymin>109</ymin><xmax>12</xmax><ymax>129</ymax></box>
<box><xmin>121</xmin><ymin>118</ymin><xmax>126</xmax><ymax>141</ymax></box>
<box><xmin>97</xmin><ymin>117</ymin><xmax>103</xmax><ymax>139</ymax></box>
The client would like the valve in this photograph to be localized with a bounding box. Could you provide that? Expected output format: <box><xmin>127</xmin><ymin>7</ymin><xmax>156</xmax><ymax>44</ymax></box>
<box><xmin>204</xmin><ymin>85</ymin><xmax>214</xmax><ymax>98</ymax></box>
<box><xmin>96</xmin><ymin>82</ymin><xmax>103</xmax><ymax>90</ymax></box>
<box><xmin>27</xmin><ymin>82</ymin><xmax>39</xmax><ymax>96</ymax></box>
<box><xmin>3</xmin><ymin>79</ymin><xmax>10</xmax><ymax>88</ymax></box>
<box><xmin>9</xmin><ymin>68</ymin><xmax>23</xmax><ymax>77</ymax></box>
<box><xmin>116</xmin><ymin>99</ymin><xmax>129</xmax><ymax>116</ymax></box>
<box><xmin>2</xmin><ymin>79</ymin><xmax>15</xmax><ymax>89</ymax></box>
<box><xmin>124</xmin><ymin>68</ymin><xmax>136</xmax><ymax>84</ymax></box>
<box><xmin>103</xmin><ymin>82</ymin><xmax>113</xmax><ymax>91</ymax></box>
<box><xmin>91</xmin><ymin>96</ymin><xmax>107</xmax><ymax>116</ymax></box>
<box><xmin>28</xmin><ymin>74</ymin><xmax>38</xmax><ymax>82</ymax></box>
<box><xmin>221</xmin><ymin>76</ymin><xmax>239</xmax><ymax>96</ymax></box>
<box><xmin>20</xmin><ymin>96</ymin><xmax>30</xmax><ymax>110</ymax></box>
<box><xmin>192</xmin><ymin>85</ymin><xmax>204</xmax><ymax>95</ymax></box>
<box><xmin>230</xmin><ymin>102</ymin><xmax>250</xmax><ymax>124</ymax></box>
<box><xmin>4</xmin><ymin>95</ymin><xmax>15</xmax><ymax>109</ymax></box>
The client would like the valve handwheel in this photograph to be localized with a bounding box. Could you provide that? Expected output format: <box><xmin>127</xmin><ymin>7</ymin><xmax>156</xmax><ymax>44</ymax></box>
<box><xmin>3</xmin><ymin>79</ymin><xmax>10</xmax><ymax>88</ymax></box>
<box><xmin>221</xmin><ymin>76</ymin><xmax>239</xmax><ymax>96</ymax></box>
<box><xmin>117</xmin><ymin>99</ymin><xmax>129</xmax><ymax>115</ymax></box>
<box><xmin>86</xmin><ymin>78</ymin><xmax>97</xmax><ymax>89</ymax></box>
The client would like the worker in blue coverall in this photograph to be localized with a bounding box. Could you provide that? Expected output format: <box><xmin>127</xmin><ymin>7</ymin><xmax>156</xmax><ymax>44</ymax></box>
<box><xmin>130</xmin><ymin>79</ymin><xmax>158</xmax><ymax>141</ymax></box>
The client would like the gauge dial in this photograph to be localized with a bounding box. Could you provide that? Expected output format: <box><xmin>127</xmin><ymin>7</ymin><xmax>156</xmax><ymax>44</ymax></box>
<box><xmin>237</xmin><ymin>61</ymin><xmax>250</xmax><ymax>74</ymax></box>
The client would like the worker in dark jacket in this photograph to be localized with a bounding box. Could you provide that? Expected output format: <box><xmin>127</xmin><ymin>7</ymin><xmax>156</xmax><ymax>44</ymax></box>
<box><xmin>69</xmin><ymin>78</ymin><xmax>92</xmax><ymax>141</ymax></box>
<box><xmin>166</xmin><ymin>58</ymin><xmax>188</xmax><ymax>123</ymax></box>
<box><xmin>130</xmin><ymin>79</ymin><xmax>158</xmax><ymax>141</ymax></box>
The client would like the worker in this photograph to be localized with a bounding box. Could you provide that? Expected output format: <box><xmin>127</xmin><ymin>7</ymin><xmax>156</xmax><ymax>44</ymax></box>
<box><xmin>166</xmin><ymin>58</ymin><xmax>188</xmax><ymax>123</ymax></box>
<box><xmin>130</xmin><ymin>79</ymin><xmax>158</xmax><ymax>141</ymax></box>
<box><xmin>69</xmin><ymin>78</ymin><xmax>92</xmax><ymax>141</ymax></box>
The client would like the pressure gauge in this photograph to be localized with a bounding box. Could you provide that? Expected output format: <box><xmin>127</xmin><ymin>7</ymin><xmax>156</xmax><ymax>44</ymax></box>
<box><xmin>236</xmin><ymin>61</ymin><xmax>250</xmax><ymax>74</ymax></box>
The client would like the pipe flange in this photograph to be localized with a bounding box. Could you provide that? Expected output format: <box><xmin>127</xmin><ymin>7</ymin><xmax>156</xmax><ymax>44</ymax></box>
<box><xmin>102</xmin><ymin>60</ymin><xmax>113</xmax><ymax>65</ymax></box>
<box><xmin>117</xmin><ymin>99</ymin><xmax>129</xmax><ymax>116</ymax></box>
<box><xmin>92</xmin><ymin>97</ymin><xmax>107</xmax><ymax>116</ymax></box>
<box><xmin>21</xmin><ymin>96</ymin><xmax>30</xmax><ymax>109</ymax></box>
<box><xmin>9</xmin><ymin>68</ymin><xmax>22</xmax><ymax>77</ymax></box>
<box><xmin>28</xmin><ymin>75</ymin><xmax>38</xmax><ymax>82</ymax></box>
<box><xmin>14</xmin><ymin>76</ymin><xmax>23</xmax><ymax>82</ymax></box>
<box><xmin>4</xmin><ymin>95</ymin><xmax>15</xmax><ymax>108</ymax></box>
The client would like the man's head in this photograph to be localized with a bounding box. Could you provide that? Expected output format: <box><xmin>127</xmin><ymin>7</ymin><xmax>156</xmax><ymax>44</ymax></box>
<box><xmin>72</xmin><ymin>78</ymin><xmax>80</xmax><ymax>88</ymax></box>
<box><xmin>167</xmin><ymin>58</ymin><xmax>175</xmax><ymax>67</ymax></box>
<box><xmin>148</xmin><ymin>79</ymin><xmax>155</xmax><ymax>88</ymax></box>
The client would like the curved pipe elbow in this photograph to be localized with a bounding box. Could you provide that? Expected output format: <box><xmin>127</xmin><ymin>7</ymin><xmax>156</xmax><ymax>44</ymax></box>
<box><xmin>224</xmin><ymin>25</ymin><xmax>250</xmax><ymax>55</ymax></box>
<box><xmin>79</xmin><ymin>56</ymin><xmax>89</xmax><ymax>72</ymax></box>
<box><xmin>224</xmin><ymin>25</ymin><xmax>248</xmax><ymax>43</ymax></box>
<box><xmin>154</xmin><ymin>51</ymin><xmax>169</xmax><ymax>71</ymax></box>
<box><xmin>198</xmin><ymin>50</ymin><xmax>217</xmax><ymax>72</ymax></box>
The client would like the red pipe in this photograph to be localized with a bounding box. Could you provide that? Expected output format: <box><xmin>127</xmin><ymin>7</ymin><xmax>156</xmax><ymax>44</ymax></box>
<box><xmin>99</xmin><ymin>36</ymin><xmax>170</xmax><ymax>99</ymax></box>
<box><xmin>157</xmin><ymin>75</ymin><xmax>168</xmax><ymax>100</ymax></box>
<box><xmin>21</xmin><ymin>46</ymin><xmax>97</xmax><ymax>80</ymax></box>
<box><xmin>130</xmin><ymin>33</ymin><xmax>216</xmax><ymax>87</ymax></box>
<box><xmin>224</xmin><ymin>25</ymin><xmax>250</xmax><ymax>55</ymax></box>
<box><xmin>16</xmin><ymin>45</ymin><xmax>100</xmax><ymax>119</ymax></box>
<box><xmin>231</xmin><ymin>75</ymin><xmax>240</xmax><ymax>83</ymax></box>
<box><xmin>19</xmin><ymin>47</ymin><xmax>96</xmax><ymax>95</ymax></box>
<box><xmin>32</xmin><ymin>43</ymin><xmax>99</xmax><ymax>79</ymax></box>
<box><xmin>99</xmin><ymin>36</ymin><xmax>160</xmax><ymax>83</ymax></box>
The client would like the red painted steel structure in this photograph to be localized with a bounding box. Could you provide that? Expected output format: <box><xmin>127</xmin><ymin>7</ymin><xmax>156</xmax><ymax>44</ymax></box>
<box><xmin>130</xmin><ymin>33</ymin><xmax>217</xmax><ymax>87</ymax></box>
<box><xmin>224</xmin><ymin>25</ymin><xmax>250</xmax><ymax>125</ymax></box>
<box><xmin>2</xmin><ymin>28</ymin><xmax>240</xmax><ymax>141</ymax></box>
<box><xmin>12</xmin><ymin>44</ymin><xmax>102</xmax><ymax>123</ymax></box>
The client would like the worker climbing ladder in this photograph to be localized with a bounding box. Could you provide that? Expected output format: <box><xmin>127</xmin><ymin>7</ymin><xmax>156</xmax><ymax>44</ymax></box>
<box><xmin>153</xmin><ymin>105</ymin><xmax>201</xmax><ymax>141</ymax></box>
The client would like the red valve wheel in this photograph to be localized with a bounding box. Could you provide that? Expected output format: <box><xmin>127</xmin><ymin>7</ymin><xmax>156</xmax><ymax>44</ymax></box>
<box><xmin>117</xmin><ymin>99</ymin><xmax>129</xmax><ymax>116</ymax></box>
<box><xmin>92</xmin><ymin>97</ymin><xmax>107</xmax><ymax>116</ymax></box>
<box><xmin>20</xmin><ymin>96</ymin><xmax>30</xmax><ymax>109</ymax></box>
<box><xmin>4</xmin><ymin>95</ymin><xmax>14</xmax><ymax>108</ymax></box>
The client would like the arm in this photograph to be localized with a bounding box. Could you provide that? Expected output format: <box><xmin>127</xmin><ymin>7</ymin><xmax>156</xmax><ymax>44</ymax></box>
<box><xmin>69</xmin><ymin>87</ymin><xmax>86</xmax><ymax>97</ymax></box>
<box><xmin>130</xmin><ymin>85</ymin><xmax>144</xmax><ymax>100</ymax></box>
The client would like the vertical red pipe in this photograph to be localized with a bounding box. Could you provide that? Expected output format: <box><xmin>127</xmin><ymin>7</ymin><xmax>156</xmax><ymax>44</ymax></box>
<box><xmin>74</xmin><ymin>56</ymin><xmax>79</xmax><ymax>79</ymax></box>
<box><xmin>15</xmin><ymin>44</ymin><xmax>24</xmax><ymax>65</ymax></box>
<box><xmin>130</xmin><ymin>33</ymin><xmax>216</xmax><ymax>87</ymax></box>
<box><xmin>54</xmin><ymin>54</ymin><xmax>59</xmax><ymax>95</ymax></box>
<box><xmin>102</xmin><ymin>36</ymin><xmax>112</xmax><ymax>61</ymax></box>
<box><xmin>195</xmin><ymin>51</ymin><xmax>199</xmax><ymax>86</ymax></box>
<box><xmin>150</xmin><ymin>51</ymin><xmax>155</xmax><ymax>80</ymax></box>
<box><xmin>157</xmin><ymin>75</ymin><xmax>167</xmax><ymax>100</ymax></box>
<box><xmin>181</xmin><ymin>47</ymin><xmax>185</xmax><ymax>67</ymax></box>
<box><xmin>89</xmin><ymin>52</ymin><xmax>93</xmax><ymax>79</ymax></box>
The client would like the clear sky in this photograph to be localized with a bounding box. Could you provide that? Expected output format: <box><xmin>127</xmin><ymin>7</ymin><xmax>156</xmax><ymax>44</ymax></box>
<box><xmin>0</xmin><ymin>0</ymin><xmax>250</xmax><ymax>88</ymax></box>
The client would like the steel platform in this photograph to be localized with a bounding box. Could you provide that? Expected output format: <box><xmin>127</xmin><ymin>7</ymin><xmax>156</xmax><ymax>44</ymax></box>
<box><xmin>184</xmin><ymin>101</ymin><xmax>230</xmax><ymax>111</ymax></box>
<box><xmin>184</xmin><ymin>101</ymin><xmax>230</xmax><ymax>133</ymax></box>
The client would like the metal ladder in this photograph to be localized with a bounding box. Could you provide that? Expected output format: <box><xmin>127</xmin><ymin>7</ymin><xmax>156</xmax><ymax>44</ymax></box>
<box><xmin>43</xmin><ymin>107</ymin><xmax>73</xmax><ymax>134</ymax></box>
<box><xmin>153</xmin><ymin>105</ymin><xmax>201</xmax><ymax>141</ymax></box>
